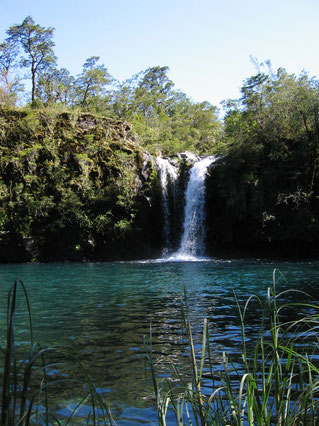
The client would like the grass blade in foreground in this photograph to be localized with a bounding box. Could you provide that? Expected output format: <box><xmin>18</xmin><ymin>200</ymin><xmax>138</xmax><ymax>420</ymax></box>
<box><xmin>0</xmin><ymin>280</ymin><xmax>115</xmax><ymax>425</ymax></box>
<box><xmin>147</xmin><ymin>271</ymin><xmax>319</xmax><ymax>425</ymax></box>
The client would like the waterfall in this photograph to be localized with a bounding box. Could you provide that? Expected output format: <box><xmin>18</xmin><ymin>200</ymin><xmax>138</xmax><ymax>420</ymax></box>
<box><xmin>156</xmin><ymin>157</ymin><xmax>178</xmax><ymax>254</ymax></box>
<box><xmin>171</xmin><ymin>156</ymin><xmax>215</xmax><ymax>260</ymax></box>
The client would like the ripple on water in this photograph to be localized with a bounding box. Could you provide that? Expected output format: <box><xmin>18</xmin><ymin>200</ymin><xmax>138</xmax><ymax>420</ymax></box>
<box><xmin>0</xmin><ymin>259</ymin><xmax>318</xmax><ymax>423</ymax></box>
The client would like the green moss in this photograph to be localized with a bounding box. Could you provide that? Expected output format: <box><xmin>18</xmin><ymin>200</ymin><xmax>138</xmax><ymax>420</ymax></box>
<box><xmin>0</xmin><ymin>106</ymin><xmax>156</xmax><ymax>261</ymax></box>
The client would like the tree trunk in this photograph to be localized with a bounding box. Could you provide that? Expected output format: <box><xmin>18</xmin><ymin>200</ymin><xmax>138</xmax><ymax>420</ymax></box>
<box><xmin>309</xmin><ymin>109</ymin><xmax>319</xmax><ymax>193</ymax></box>
<box><xmin>31</xmin><ymin>72</ymin><xmax>36</xmax><ymax>102</ymax></box>
<box><xmin>31</xmin><ymin>60</ymin><xmax>36</xmax><ymax>102</ymax></box>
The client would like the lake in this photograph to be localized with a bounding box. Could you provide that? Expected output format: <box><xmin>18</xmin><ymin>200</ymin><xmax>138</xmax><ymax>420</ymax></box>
<box><xmin>0</xmin><ymin>258</ymin><xmax>318</xmax><ymax>424</ymax></box>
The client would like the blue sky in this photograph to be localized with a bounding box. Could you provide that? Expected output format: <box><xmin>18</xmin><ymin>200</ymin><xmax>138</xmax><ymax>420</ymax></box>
<box><xmin>0</xmin><ymin>0</ymin><xmax>318</xmax><ymax>110</ymax></box>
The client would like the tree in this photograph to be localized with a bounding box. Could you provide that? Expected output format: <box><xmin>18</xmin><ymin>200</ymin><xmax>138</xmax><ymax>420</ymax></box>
<box><xmin>0</xmin><ymin>40</ymin><xmax>23</xmax><ymax>104</ymax></box>
<box><xmin>36</xmin><ymin>66</ymin><xmax>75</xmax><ymax>105</ymax></box>
<box><xmin>132</xmin><ymin>66</ymin><xmax>175</xmax><ymax>118</ymax></box>
<box><xmin>74</xmin><ymin>56</ymin><xmax>113</xmax><ymax>111</ymax></box>
<box><xmin>293</xmin><ymin>74</ymin><xmax>319</xmax><ymax>192</ymax></box>
<box><xmin>111</xmin><ymin>79</ymin><xmax>135</xmax><ymax>119</ymax></box>
<box><xmin>108</xmin><ymin>65</ymin><xmax>222</xmax><ymax>155</ymax></box>
<box><xmin>7</xmin><ymin>16</ymin><xmax>56</xmax><ymax>102</ymax></box>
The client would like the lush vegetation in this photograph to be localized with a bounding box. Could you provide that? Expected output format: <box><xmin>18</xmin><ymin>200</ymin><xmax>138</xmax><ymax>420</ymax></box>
<box><xmin>1</xmin><ymin>17</ymin><xmax>319</xmax><ymax>260</ymax></box>
<box><xmin>0</xmin><ymin>16</ymin><xmax>222</xmax><ymax>156</ymax></box>
<box><xmin>206</xmin><ymin>62</ymin><xmax>319</xmax><ymax>257</ymax></box>
<box><xmin>0</xmin><ymin>106</ymin><xmax>164</xmax><ymax>261</ymax></box>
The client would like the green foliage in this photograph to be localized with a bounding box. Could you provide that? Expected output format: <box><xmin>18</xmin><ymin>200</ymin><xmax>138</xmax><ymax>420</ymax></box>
<box><xmin>36</xmin><ymin>67</ymin><xmax>75</xmax><ymax>106</ymax></box>
<box><xmin>0</xmin><ymin>106</ymin><xmax>154</xmax><ymax>261</ymax></box>
<box><xmin>206</xmin><ymin>61</ymin><xmax>319</xmax><ymax>256</ymax></box>
<box><xmin>2</xmin><ymin>14</ymin><xmax>319</xmax><ymax>258</ymax></box>
<box><xmin>223</xmin><ymin>64</ymin><xmax>319</xmax><ymax>189</ymax></box>
<box><xmin>6</xmin><ymin>16</ymin><xmax>56</xmax><ymax>102</ymax></box>
<box><xmin>73</xmin><ymin>56</ymin><xmax>113</xmax><ymax>112</ymax></box>
<box><xmin>110</xmin><ymin>67</ymin><xmax>222</xmax><ymax>155</ymax></box>
<box><xmin>0</xmin><ymin>40</ymin><xmax>23</xmax><ymax>105</ymax></box>
<box><xmin>0</xmin><ymin>17</ymin><xmax>223</xmax><ymax>155</ymax></box>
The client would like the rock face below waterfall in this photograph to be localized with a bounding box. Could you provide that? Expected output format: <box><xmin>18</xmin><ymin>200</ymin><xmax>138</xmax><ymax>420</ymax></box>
<box><xmin>205</xmin><ymin>157</ymin><xmax>319</xmax><ymax>259</ymax></box>
<box><xmin>0</xmin><ymin>107</ymin><xmax>163</xmax><ymax>262</ymax></box>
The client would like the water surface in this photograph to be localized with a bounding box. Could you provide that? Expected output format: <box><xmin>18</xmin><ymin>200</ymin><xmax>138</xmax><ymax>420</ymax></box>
<box><xmin>0</xmin><ymin>259</ymin><xmax>318</xmax><ymax>423</ymax></box>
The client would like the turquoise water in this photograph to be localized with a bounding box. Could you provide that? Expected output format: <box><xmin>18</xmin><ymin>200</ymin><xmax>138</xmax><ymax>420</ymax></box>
<box><xmin>0</xmin><ymin>259</ymin><xmax>319</xmax><ymax>423</ymax></box>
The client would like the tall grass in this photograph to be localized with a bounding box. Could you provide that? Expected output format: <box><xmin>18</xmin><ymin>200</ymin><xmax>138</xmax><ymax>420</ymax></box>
<box><xmin>0</xmin><ymin>280</ymin><xmax>115</xmax><ymax>425</ymax></box>
<box><xmin>0</xmin><ymin>279</ymin><xmax>52</xmax><ymax>425</ymax></box>
<box><xmin>147</xmin><ymin>269</ymin><xmax>319</xmax><ymax>425</ymax></box>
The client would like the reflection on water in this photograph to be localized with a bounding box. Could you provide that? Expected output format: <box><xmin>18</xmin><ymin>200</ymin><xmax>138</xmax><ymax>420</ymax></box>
<box><xmin>0</xmin><ymin>259</ymin><xmax>318</xmax><ymax>422</ymax></box>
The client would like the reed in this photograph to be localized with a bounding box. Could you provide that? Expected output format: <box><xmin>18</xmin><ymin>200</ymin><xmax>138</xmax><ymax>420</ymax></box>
<box><xmin>0</xmin><ymin>280</ymin><xmax>114</xmax><ymax>425</ymax></box>
<box><xmin>0</xmin><ymin>279</ymin><xmax>49</xmax><ymax>424</ymax></box>
<box><xmin>147</xmin><ymin>269</ymin><xmax>319</xmax><ymax>425</ymax></box>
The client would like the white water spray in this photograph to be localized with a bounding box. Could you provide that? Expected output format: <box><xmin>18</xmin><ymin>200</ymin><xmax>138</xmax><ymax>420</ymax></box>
<box><xmin>170</xmin><ymin>156</ymin><xmax>215</xmax><ymax>261</ymax></box>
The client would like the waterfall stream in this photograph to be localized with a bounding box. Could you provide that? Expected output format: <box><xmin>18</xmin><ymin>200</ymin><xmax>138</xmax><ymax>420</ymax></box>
<box><xmin>170</xmin><ymin>156</ymin><xmax>215</xmax><ymax>260</ymax></box>
<box><xmin>157</xmin><ymin>155</ymin><xmax>215</xmax><ymax>261</ymax></box>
